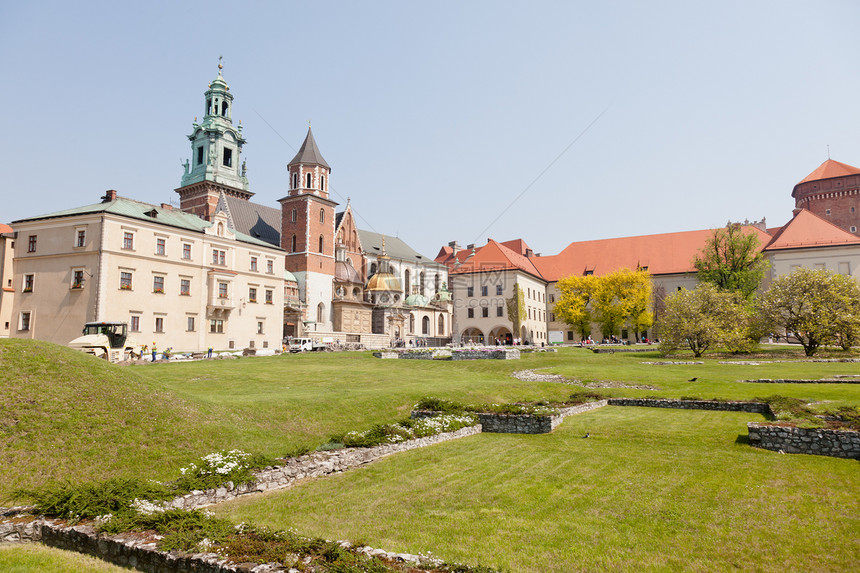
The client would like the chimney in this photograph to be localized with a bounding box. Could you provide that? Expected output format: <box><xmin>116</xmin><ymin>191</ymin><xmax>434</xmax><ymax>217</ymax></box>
<box><xmin>102</xmin><ymin>190</ymin><xmax>117</xmax><ymax>203</ymax></box>
<box><xmin>160</xmin><ymin>203</ymin><xmax>174</xmax><ymax>211</ymax></box>
<box><xmin>448</xmin><ymin>240</ymin><xmax>460</xmax><ymax>256</ymax></box>
<box><xmin>525</xmin><ymin>248</ymin><xmax>534</xmax><ymax>258</ymax></box>
<box><xmin>466</xmin><ymin>243</ymin><xmax>475</xmax><ymax>250</ymax></box>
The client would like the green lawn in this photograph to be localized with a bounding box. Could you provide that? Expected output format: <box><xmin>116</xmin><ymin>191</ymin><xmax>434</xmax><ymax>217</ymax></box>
<box><xmin>213</xmin><ymin>406</ymin><xmax>860</xmax><ymax>572</ymax></box>
<box><xmin>3</xmin><ymin>340</ymin><xmax>860</xmax><ymax>571</ymax></box>
<box><xmin>0</xmin><ymin>543</ymin><xmax>130</xmax><ymax>572</ymax></box>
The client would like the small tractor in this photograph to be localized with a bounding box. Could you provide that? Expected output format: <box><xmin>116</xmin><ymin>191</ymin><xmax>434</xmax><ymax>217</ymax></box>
<box><xmin>68</xmin><ymin>321</ymin><xmax>137</xmax><ymax>362</ymax></box>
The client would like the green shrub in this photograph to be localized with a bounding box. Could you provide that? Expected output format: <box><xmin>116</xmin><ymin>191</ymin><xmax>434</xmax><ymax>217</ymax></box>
<box><xmin>173</xmin><ymin>450</ymin><xmax>274</xmax><ymax>493</ymax></box>
<box><xmin>566</xmin><ymin>390</ymin><xmax>608</xmax><ymax>404</ymax></box>
<box><xmin>15</xmin><ymin>477</ymin><xmax>173</xmax><ymax>521</ymax></box>
<box><xmin>413</xmin><ymin>397</ymin><xmax>466</xmax><ymax>414</ymax></box>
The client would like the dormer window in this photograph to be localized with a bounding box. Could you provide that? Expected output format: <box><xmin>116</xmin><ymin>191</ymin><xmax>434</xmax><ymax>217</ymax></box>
<box><xmin>223</xmin><ymin>148</ymin><xmax>233</xmax><ymax>167</ymax></box>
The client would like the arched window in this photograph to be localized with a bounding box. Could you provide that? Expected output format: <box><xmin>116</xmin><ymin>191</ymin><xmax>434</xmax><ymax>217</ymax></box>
<box><xmin>306</xmin><ymin>173</ymin><xmax>312</xmax><ymax>188</ymax></box>
<box><xmin>352</xmin><ymin>230</ymin><xmax>357</xmax><ymax>249</ymax></box>
<box><xmin>221</xmin><ymin>101</ymin><xmax>228</xmax><ymax>117</ymax></box>
<box><xmin>320</xmin><ymin>175</ymin><xmax>325</xmax><ymax>191</ymax></box>
<box><xmin>409</xmin><ymin>314</ymin><xmax>415</xmax><ymax>333</ymax></box>
<box><xmin>420</xmin><ymin>271</ymin><xmax>426</xmax><ymax>295</ymax></box>
<box><xmin>422</xmin><ymin>316</ymin><xmax>430</xmax><ymax>335</ymax></box>
<box><xmin>319</xmin><ymin>235</ymin><xmax>324</xmax><ymax>253</ymax></box>
<box><xmin>292</xmin><ymin>173</ymin><xmax>297</xmax><ymax>189</ymax></box>
<box><xmin>317</xmin><ymin>303</ymin><xmax>325</xmax><ymax>323</ymax></box>
<box><xmin>290</xmin><ymin>234</ymin><xmax>296</xmax><ymax>252</ymax></box>
<box><xmin>217</xmin><ymin>222</ymin><xmax>224</xmax><ymax>236</ymax></box>
<box><xmin>319</xmin><ymin>208</ymin><xmax>325</xmax><ymax>223</ymax></box>
<box><xmin>404</xmin><ymin>269</ymin><xmax>410</xmax><ymax>296</ymax></box>
<box><xmin>438</xmin><ymin>315</ymin><xmax>445</xmax><ymax>335</ymax></box>
<box><xmin>291</xmin><ymin>208</ymin><xmax>296</xmax><ymax>223</ymax></box>
<box><xmin>435</xmin><ymin>274</ymin><xmax>440</xmax><ymax>293</ymax></box>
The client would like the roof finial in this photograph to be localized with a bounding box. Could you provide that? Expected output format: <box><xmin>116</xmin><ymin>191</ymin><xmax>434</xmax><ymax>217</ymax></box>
<box><xmin>827</xmin><ymin>144</ymin><xmax>831</xmax><ymax>160</ymax></box>
<box><xmin>308</xmin><ymin>119</ymin><xmax>312</xmax><ymax>128</ymax></box>
<box><xmin>218</xmin><ymin>55</ymin><xmax>223</xmax><ymax>73</ymax></box>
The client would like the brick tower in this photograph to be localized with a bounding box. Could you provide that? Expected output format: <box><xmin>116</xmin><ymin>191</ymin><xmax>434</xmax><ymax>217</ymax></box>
<box><xmin>279</xmin><ymin>128</ymin><xmax>337</xmax><ymax>330</ymax></box>
<box><xmin>175</xmin><ymin>59</ymin><xmax>252</xmax><ymax>219</ymax></box>
<box><xmin>792</xmin><ymin>159</ymin><xmax>860</xmax><ymax>235</ymax></box>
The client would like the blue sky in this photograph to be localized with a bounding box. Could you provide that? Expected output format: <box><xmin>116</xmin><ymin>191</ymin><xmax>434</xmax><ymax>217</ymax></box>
<box><xmin>2</xmin><ymin>1</ymin><xmax>859</xmax><ymax>258</ymax></box>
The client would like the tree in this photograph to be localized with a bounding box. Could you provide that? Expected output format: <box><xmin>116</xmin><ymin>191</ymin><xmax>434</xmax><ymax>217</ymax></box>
<box><xmin>553</xmin><ymin>275</ymin><xmax>597</xmax><ymax>339</ymax></box>
<box><xmin>506</xmin><ymin>284</ymin><xmax>527</xmax><ymax>338</ymax></box>
<box><xmin>658</xmin><ymin>283</ymin><xmax>753</xmax><ymax>357</ymax></box>
<box><xmin>757</xmin><ymin>268</ymin><xmax>860</xmax><ymax>356</ymax></box>
<box><xmin>693</xmin><ymin>223</ymin><xmax>769</xmax><ymax>299</ymax></box>
<box><xmin>591</xmin><ymin>269</ymin><xmax>653</xmax><ymax>339</ymax></box>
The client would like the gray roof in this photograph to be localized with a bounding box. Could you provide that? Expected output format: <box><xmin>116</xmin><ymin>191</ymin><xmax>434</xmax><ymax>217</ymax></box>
<box><xmin>357</xmin><ymin>229</ymin><xmax>445</xmax><ymax>268</ymax></box>
<box><xmin>13</xmin><ymin>196</ymin><xmax>282</xmax><ymax>250</ymax></box>
<box><xmin>223</xmin><ymin>195</ymin><xmax>282</xmax><ymax>247</ymax></box>
<box><xmin>289</xmin><ymin>128</ymin><xmax>330</xmax><ymax>169</ymax></box>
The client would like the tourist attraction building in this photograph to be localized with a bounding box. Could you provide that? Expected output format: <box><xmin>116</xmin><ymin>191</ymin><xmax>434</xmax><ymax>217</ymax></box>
<box><xmin>438</xmin><ymin>162</ymin><xmax>860</xmax><ymax>345</ymax></box>
<box><xmin>5</xmin><ymin>63</ymin><xmax>451</xmax><ymax>350</ymax></box>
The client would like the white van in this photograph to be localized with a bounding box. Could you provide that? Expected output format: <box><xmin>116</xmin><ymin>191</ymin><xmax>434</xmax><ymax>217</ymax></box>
<box><xmin>289</xmin><ymin>338</ymin><xmax>315</xmax><ymax>353</ymax></box>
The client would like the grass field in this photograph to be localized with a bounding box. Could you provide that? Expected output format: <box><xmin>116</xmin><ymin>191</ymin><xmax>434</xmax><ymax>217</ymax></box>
<box><xmin>0</xmin><ymin>543</ymin><xmax>129</xmax><ymax>572</ymax></box>
<box><xmin>213</xmin><ymin>407</ymin><xmax>860</xmax><ymax>572</ymax></box>
<box><xmin>3</xmin><ymin>339</ymin><xmax>859</xmax><ymax>571</ymax></box>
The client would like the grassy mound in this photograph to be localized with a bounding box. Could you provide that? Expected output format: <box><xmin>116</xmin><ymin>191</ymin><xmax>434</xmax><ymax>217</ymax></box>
<box><xmin>0</xmin><ymin>339</ymin><xmax>234</xmax><ymax>502</ymax></box>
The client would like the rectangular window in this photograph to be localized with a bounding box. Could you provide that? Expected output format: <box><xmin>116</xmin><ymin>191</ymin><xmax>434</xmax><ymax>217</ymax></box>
<box><xmin>249</xmin><ymin>287</ymin><xmax>257</xmax><ymax>303</ymax></box>
<box><xmin>182</xmin><ymin>243</ymin><xmax>192</xmax><ymax>260</ymax></box>
<box><xmin>23</xmin><ymin>274</ymin><xmax>34</xmax><ymax>292</ymax></box>
<box><xmin>210</xmin><ymin>319</ymin><xmax>224</xmax><ymax>333</ymax></box>
<box><xmin>567</xmin><ymin>331</ymin><xmax>574</xmax><ymax>341</ymax></box>
<box><xmin>187</xmin><ymin>316</ymin><xmax>195</xmax><ymax>332</ymax></box>
<box><xmin>257</xmin><ymin>321</ymin><xmax>264</xmax><ymax>334</ymax></box>
<box><xmin>467</xmin><ymin>286</ymin><xmax>474</xmax><ymax>297</ymax></box>
<box><xmin>482</xmin><ymin>307</ymin><xmax>489</xmax><ymax>318</ymax></box>
<box><xmin>839</xmin><ymin>262</ymin><xmax>851</xmax><ymax>275</ymax></box>
<box><xmin>27</xmin><ymin>235</ymin><xmax>37</xmax><ymax>253</ymax></box>
<box><xmin>266</xmin><ymin>260</ymin><xmax>274</xmax><ymax>274</ymax></box>
<box><xmin>496</xmin><ymin>284</ymin><xmax>503</xmax><ymax>295</ymax></box>
<box><xmin>218</xmin><ymin>282</ymin><xmax>228</xmax><ymax>298</ymax></box>
<box><xmin>153</xmin><ymin>276</ymin><xmax>165</xmax><ymax>293</ymax></box>
<box><xmin>196</xmin><ymin>146</ymin><xmax>204</xmax><ymax>165</ymax></box>
<box><xmin>123</xmin><ymin>232</ymin><xmax>134</xmax><ymax>250</ymax></box>
<box><xmin>550</xmin><ymin>313</ymin><xmax>555</xmax><ymax>322</ymax></box>
<box><xmin>212</xmin><ymin>249</ymin><xmax>226</xmax><ymax>265</ymax></box>
<box><xmin>481</xmin><ymin>285</ymin><xmax>488</xmax><ymax>296</ymax></box>
<box><xmin>72</xmin><ymin>270</ymin><xmax>84</xmax><ymax>289</ymax></box>
<box><xmin>467</xmin><ymin>308</ymin><xmax>474</xmax><ymax>318</ymax></box>
<box><xmin>130</xmin><ymin>315</ymin><xmax>140</xmax><ymax>332</ymax></box>
<box><xmin>497</xmin><ymin>306</ymin><xmax>503</xmax><ymax>317</ymax></box>
<box><xmin>155</xmin><ymin>317</ymin><xmax>164</xmax><ymax>333</ymax></box>
<box><xmin>223</xmin><ymin>148</ymin><xmax>233</xmax><ymax>167</ymax></box>
<box><xmin>250</xmin><ymin>256</ymin><xmax>258</xmax><ymax>271</ymax></box>
<box><xmin>75</xmin><ymin>229</ymin><xmax>86</xmax><ymax>248</ymax></box>
<box><xmin>120</xmin><ymin>272</ymin><xmax>133</xmax><ymax>290</ymax></box>
<box><xmin>180</xmin><ymin>278</ymin><xmax>190</xmax><ymax>295</ymax></box>
<box><xmin>156</xmin><ymin>238</ymin><xmax>166</xmax><ymax>255</ymax></box>
<box><xmin>550</xmin><ymin>294</ymin><xmax>555</xmax><ymax>303</ymax></box>
<box><xmin>265</xmin><ymin>289</ymin><xmax>273</xmax><ymax>304</ymax></box>
<box><xmin>20</xmin><ymin>311</ymin><xmax>31</xmax><ymax>331</ymax></box>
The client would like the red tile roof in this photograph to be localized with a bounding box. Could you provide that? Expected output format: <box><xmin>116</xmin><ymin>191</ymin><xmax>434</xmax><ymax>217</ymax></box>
<box><xmin>798</xmin><ymin>159</ymin><xmax>860</xmax><ymax>185</ymax></box>
<box><xmin>531</xmin><ymin>226</ymin><xmax>772</xmax><ymax>282</ymax></box>
<box><xmin>500</xmin><ymin>239</ymin><xmax>531</xmax><ymax>256</ymax></box>
<box><xmin>445</xmin><ymin>239</ymin><xmax>545</xmax><ymax>280</ymax></box>
<box><xmin>0</xmin><ymin>223</ymin><xmax>12</xmax><ymax>234</ymax></box>
<box><xmin>763</xmin><ymin>208</ymin><xmax>860</xmax><ymax>251</ymax></box>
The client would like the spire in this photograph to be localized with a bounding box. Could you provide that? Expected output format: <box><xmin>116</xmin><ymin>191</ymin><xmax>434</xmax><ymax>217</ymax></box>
<box><xmin>289</xmin><ymin>127</ymin><xmax>330</xmax><ymax>169</ymax></box>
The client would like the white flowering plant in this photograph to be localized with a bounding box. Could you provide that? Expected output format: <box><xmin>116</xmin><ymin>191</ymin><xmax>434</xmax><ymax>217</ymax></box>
<box><xmin>336</xmin><ymin>413</ymin><xmax>478</xmax><ymax>448</ymax></box>
<box><xmin>173</xmin><ymin>449</ymin><xmax>272</xmax><ymax>492</ymax></box>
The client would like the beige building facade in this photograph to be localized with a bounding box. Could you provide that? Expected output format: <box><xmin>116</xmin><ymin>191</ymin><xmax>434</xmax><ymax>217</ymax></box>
<box><xmin>10</xmin><ymin>193</ymin><xmax>285</xmax><ymax>352</ymax></box>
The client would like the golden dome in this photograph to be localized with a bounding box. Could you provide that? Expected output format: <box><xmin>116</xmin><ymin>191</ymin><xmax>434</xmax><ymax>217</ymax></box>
<box><xmin>365</xmin><ymin>272</ymin><xmax>402</xmax><ymax>292</ymax></box>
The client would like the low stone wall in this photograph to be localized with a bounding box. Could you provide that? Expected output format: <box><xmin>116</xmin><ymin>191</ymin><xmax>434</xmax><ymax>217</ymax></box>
<box><xmin>747</xmin><ymin>423</ymin><xmax>860</xmax><ymax>459</ymax></box>
<box><xmin>607</xmin><ymin>398</ymin><xmax>771</xmax><ymax>415</ymax></box>
<box><xmin>164</xmin><ymin>425</ymin><xmax>481</xmax><ymax>510</ymax></box>
<box><xmin>452</xmin><ymin>348</ymin><xmax>520</xmax><ymax>360</ymax></box>
<box><xmin>739</xmin><ymin>378</ymin><xmax>860</xmax><ymax>384</ymax></box>
<box><xmin>414</xmin><ymin>400</ymin><xmax>607</xmax><ymax>435</ymax></box>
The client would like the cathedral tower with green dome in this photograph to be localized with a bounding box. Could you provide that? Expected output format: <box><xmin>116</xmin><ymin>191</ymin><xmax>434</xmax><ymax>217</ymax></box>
<box><xmin>176</xmin><ymin>59</ymin><xmax>252</xmax><ymax>220</ymax></box>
